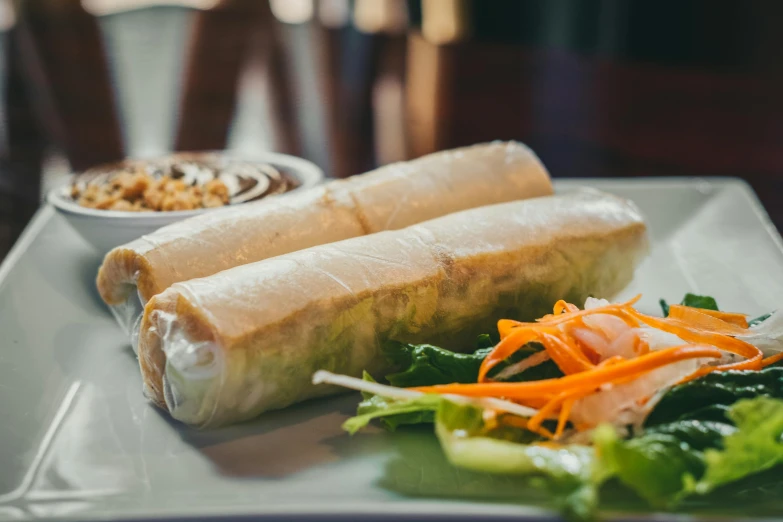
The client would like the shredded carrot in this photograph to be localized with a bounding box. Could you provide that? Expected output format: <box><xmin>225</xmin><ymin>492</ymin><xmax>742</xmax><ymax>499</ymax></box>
<box><xmin>635</xmin><ymin>335</ymin><xmax>650</xmax><ymax>356</ymax></box>
<box><xmin>668</xmin><ymin>305</ymin><xmax>749</xmax><ymax>332</ymax></box>
<box><xmin>597</xmin><ymin>355</ymin><xmax>626</xmax><ymax>367</ymax></box>
<box><xmin>500</xmin><ymin>415</ymin><xmax>529</xmax><ymax>430</ymax></box>
<box><xmin>538</xmin><ymin>295</ymin><xmax>643</xmax><ymax>327</ymax></box>
<box><xmin>497</xmin><ymin>319</ymin><xmax>520</xmax><ymax>339</ymax></box>
<box><xmin>415</xmin><ymin>345</ymin><xmax>722</xmax><ymax>401</ymax></box>
<box><xmin>555</xmin><ymin>398</ymin><xmax>576</xmax><ymax>439</ymax></box>
<box><xmin>762</xmin><ymin>352</ymin><xmax>783</xmax><ymax>368</ymax></box>
<box><xmin>485</xmin><ymin>298</ymin><xmax>644</xmax><ymax>380</ymax></box>
<box><xmin>626</xmin><ymin>310</ymin><xmax>763</xmax><ymax>373</ymax></box>
<box><xmin>499</xmin><ymin>295</ymin><xmax>642</xmax><ymax>333</ymax></box>
<box><xmin>539</xmin><ymin>332</ymin><xmax>595</xmax><ymax>375</ymax></box>
<box><xmin>467</xmin><ymin>295</ymin><xmax>769</xmax><ymax>439</ymax></box>
<box><xmin>526</xmin><ymin>391</ymin><xmax>568</xmax><ymax>438</ymax></box>
<box><xmin>690</xmin><ymin>308</ymin><xmax>749</xmax><ymax>328</ymax></box>
<box><xmin>561</xmin><ymin>320</ymin><xmax>602</xmax><ymax>364</ymax></box>
<box><xmin>553</xmin><ymin>300</ymin><xmax>580</xmax><ymax>315</ymax></box>
<box><xmin>479</xmin><ymin>328</ymin><xmax>594</xmax><ymax>382</ymax></box>
<box><xmin>478</xmin><ymin>327</ymin><xmax>553</xmax><ymax>381</ymax></box>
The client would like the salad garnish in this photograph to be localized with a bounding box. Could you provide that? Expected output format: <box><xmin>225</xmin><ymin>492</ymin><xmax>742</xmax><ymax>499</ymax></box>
<box><xmin>314</xmin><ymin>294</ymin><xmax>783</xmax><ymax>520</ymax></box>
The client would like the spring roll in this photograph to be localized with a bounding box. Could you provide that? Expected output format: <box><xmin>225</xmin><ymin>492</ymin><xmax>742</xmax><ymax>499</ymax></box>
<box><xmin>97</xmin><ymin>142</ymin><xmax>552</xmax><ymax>334</ymax></box>
<box><xmin>138</xmin><ymin>190</ymin><xmax>648</xmax><ymax>427</ymax></box>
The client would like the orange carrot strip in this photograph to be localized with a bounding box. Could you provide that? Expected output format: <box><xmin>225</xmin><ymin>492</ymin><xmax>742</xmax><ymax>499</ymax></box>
<box><xmin>502</xmin><ymin>297</ymin><xmax>642</xmax><ymax>333</ymax></box>
<box><xmin>537</xmin><ymin>295</ymin><xmax>643</xmax><ymax>326</ymax></box>
<box><xmin>478</xmin><ymin>327</ymin><xmax>552</xmax><ymax>382</ymax></box>
<box><xmin>540</xmin><ymin>332</ymin><xmax>595</xmax><ymax>375</ymax></box>
<box><xmin>529</xmin><ymin>384</ymin><xmax>604</xmax><ymax>439</ymax></box>
<box><xmin>500</xmin><ymin>415</ymin><xmax>529</xmax><ymax>430</ymax></box>
<box><xmin>555</xmin><ymin>398</ymin><xmax>576</xmax><ymax>439</ymax></box>
<box><xmin>526</xmin><ymin>392</ymin><xmax>566</xmax><ymax>438</ymax></box>
<box><xmin>497</xmin><ymin>319</ymin><xmax>520</xmax><ymax>339</ymax></box>
<box><xmin>691</xmin><ymin>308</ymin><xmax>748</xmax><ymax>328</ymax></box>
<box><xmin>627</xmin><ymin>310</ymin><xmax>763</xmax><ymax>372</ymax></box>
<box><xmin>553</xmin><ymin>300</ymin><xmax>580</xmax><ymax>315</ymax></box>
<box><xmin>489</xmin><ymin>300</ymin><xmax>644</xmax><ymax>380</ymax></box>
<box><xmin>762</xmin><ymin>352</ymin><xmax>783</xmax><ymax>368</ymax></box>
<box><xmin>415</xmin><ymin>345</ymin><xmax>722</xmax><ymax>400</ymax></box>
<box><xmin>597</xmin><ymin>355</ymin><xmax>626</xmax><ymax>367</ymax></box>
<box><xmin>560</xmin><ymin>320</ymin><xmax>603</xmax><ymax>364</ymax></box>
<box><xmin>668</xmin><ymin>305</ymin><xmax>749</xmax><ymax>333</ymax></box>
<box><xmin>635</xmin><ymin>336</ymin><xmax>650</xmax><ymax>356</ymax></box>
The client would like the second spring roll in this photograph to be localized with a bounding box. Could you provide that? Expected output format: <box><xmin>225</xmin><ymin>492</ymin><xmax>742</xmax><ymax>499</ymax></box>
<box><xmin>97</xmin><ymin>141</ymin><xmax>552</xmax><ymax>334</ymax></box>
<box><xmin>138</xmin><ymin>190</ymin><xmax>648</xmax><ymax>427</ymax></box>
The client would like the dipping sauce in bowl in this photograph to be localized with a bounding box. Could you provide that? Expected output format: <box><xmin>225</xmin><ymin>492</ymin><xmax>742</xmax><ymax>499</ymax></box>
<box><xmin>70</xmin><ymin>153</ymin><xmax>301</xmax><ymax>212</ymax></box>
<box><xmin>49</xmin><ymin>152</ymin><xmax>322</xmax><ymax>253</ymax></box>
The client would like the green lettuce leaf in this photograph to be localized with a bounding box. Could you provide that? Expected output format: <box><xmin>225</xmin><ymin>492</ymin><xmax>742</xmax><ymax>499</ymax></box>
<box><xmin>346</xmin><ymin>336</ymin><xmax>566</xmax><ymax>444</ymax></box>
<box><xmin>382</xmin><ymin>339</ymin><xmax>562</xmax><ymax>389</ymax></box>
<box><xmin>642</xmin><ymin>419</ymin><xmax>736</xmax><ymax>451</ymax></box>
<box><xmin>595</xmin><ymin>426</ymin><xmax>704</xmax><ymax>507</ymax></box>
<box><xmin>594</xmin><ymin>420</ymin><xmax>735</xmax><ymax>508</ymax></box>
<box><xmin>646</xmin><ymin>367</ymin><xmax>783</xmax><ymax>426</ymax></box>
<box><xmin>435</xmin><ymin>400</ymin><xmax>599</xmax><ymax>521</ymax></box>
<box><xmin>695</xmin><ymin>398</ymin><xmax>783</xmax><ymax>493</ymax></box>
<box><xmin>382</xmin><ymin>341</ymin><xmax>492</xmax><ymax>388</ymax></box>
<box><xmin>343</xmin><ymin>372</ymin><xmax>441</xmax><ymax>434</ymax></box>
<box><xmin>596</xmin><ymin>398</ymin><xmax>783</xmax><ymax>508</ymax></box>
<box><xmin>351</xmin><ymin>339</ymin><xmax>563</xmax><ymax>434</ymax></box>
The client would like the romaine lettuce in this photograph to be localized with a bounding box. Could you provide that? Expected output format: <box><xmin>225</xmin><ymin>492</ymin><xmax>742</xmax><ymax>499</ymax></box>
<box><xmin>596</xmin><ymin>398</ymin><xmax>783</xmax><ymax>509</ymax></box>
<box><xmin>344</xmin><ymin>372</ymin><xmax>441</xmax><ymax>434</ymax></box>
<box><xmin>695</xmin><ymin>397</ymin><xmax>783</xmax><ymax>493</ymax></box>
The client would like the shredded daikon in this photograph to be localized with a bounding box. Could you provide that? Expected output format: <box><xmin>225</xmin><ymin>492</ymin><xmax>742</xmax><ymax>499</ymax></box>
<box><xmin>313</xmin><ymin>370</ymin><xmax>541</xmax><ymax>418</ymax></box>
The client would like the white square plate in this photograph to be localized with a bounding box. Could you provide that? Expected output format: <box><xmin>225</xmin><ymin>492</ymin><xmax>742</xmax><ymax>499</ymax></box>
<box><xmin>1</xmin><ymin>178</ymin><xmax>781</xmax><ymax>521</ymax></box>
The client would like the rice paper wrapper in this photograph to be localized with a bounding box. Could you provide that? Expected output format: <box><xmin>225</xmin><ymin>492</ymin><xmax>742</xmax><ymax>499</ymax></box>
<box><xmin>138</xmin><ymin>190</ymin><xmax>649</xmax><ymax>428</ymax></box>
<box><xmin>97</xmin><ymin>141</ymin><xmax>553</xmax><ymax>338</ymax></box>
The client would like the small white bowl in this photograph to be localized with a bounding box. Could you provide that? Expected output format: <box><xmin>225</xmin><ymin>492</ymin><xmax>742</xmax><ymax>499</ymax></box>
<box><xmin>48</xmin><ymin>151</ymin><xmax>324</xmax><ymax>254</ymax></box>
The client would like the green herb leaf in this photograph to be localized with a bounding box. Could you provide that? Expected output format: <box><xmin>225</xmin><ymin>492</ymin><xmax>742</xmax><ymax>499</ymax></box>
<box><xmin>749</xmin><ymin>312</ymin><xmax>773</xmax><ymax>327</ymax></box>
<box><xmin>660</xmin><ymin>293</ymin><xmax>719</xmax><ymax>317</ymax></box>
<box><xmin>476</xmin><ymin>333</ymin><xmax>498</xmax><ymax>349</ymax></box>
<box><xmin>680</xmin><ymin>293</ymin><xmax>719</xmax><ymax>311</ymax></box>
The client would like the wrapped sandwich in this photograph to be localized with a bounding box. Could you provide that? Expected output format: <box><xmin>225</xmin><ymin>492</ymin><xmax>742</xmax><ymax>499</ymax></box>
<box><xmin>137</xmin><ymin>190</ymin><xmax>648</xmax><ymax>427</ymax></box>
<box><xmin>96</xmin><ymin>142</ymin><xmax>553</xmax><ymax>336</ymax></box>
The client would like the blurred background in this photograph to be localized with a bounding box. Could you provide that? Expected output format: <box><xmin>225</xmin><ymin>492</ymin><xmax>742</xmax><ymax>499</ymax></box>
<box><xmin>1</xmin><ymin>0</ymin><xmax>782</xmax><ymax>260</ymax></box>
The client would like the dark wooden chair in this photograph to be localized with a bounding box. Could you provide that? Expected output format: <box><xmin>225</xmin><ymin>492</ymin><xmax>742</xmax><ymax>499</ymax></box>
<box><xmin>16</xmin><ymin>0</ymin><xmax>124</xmax><ymax>171</ymax></box>
<box><xmin>174</xmin><ymin>0</ymin><xmax>273</xmax><ymax>152</ymax></box>
<box><xmin>404</xmin><ymin>0</ymin><xmax>783</xmax><ymax>227</ymax></box>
